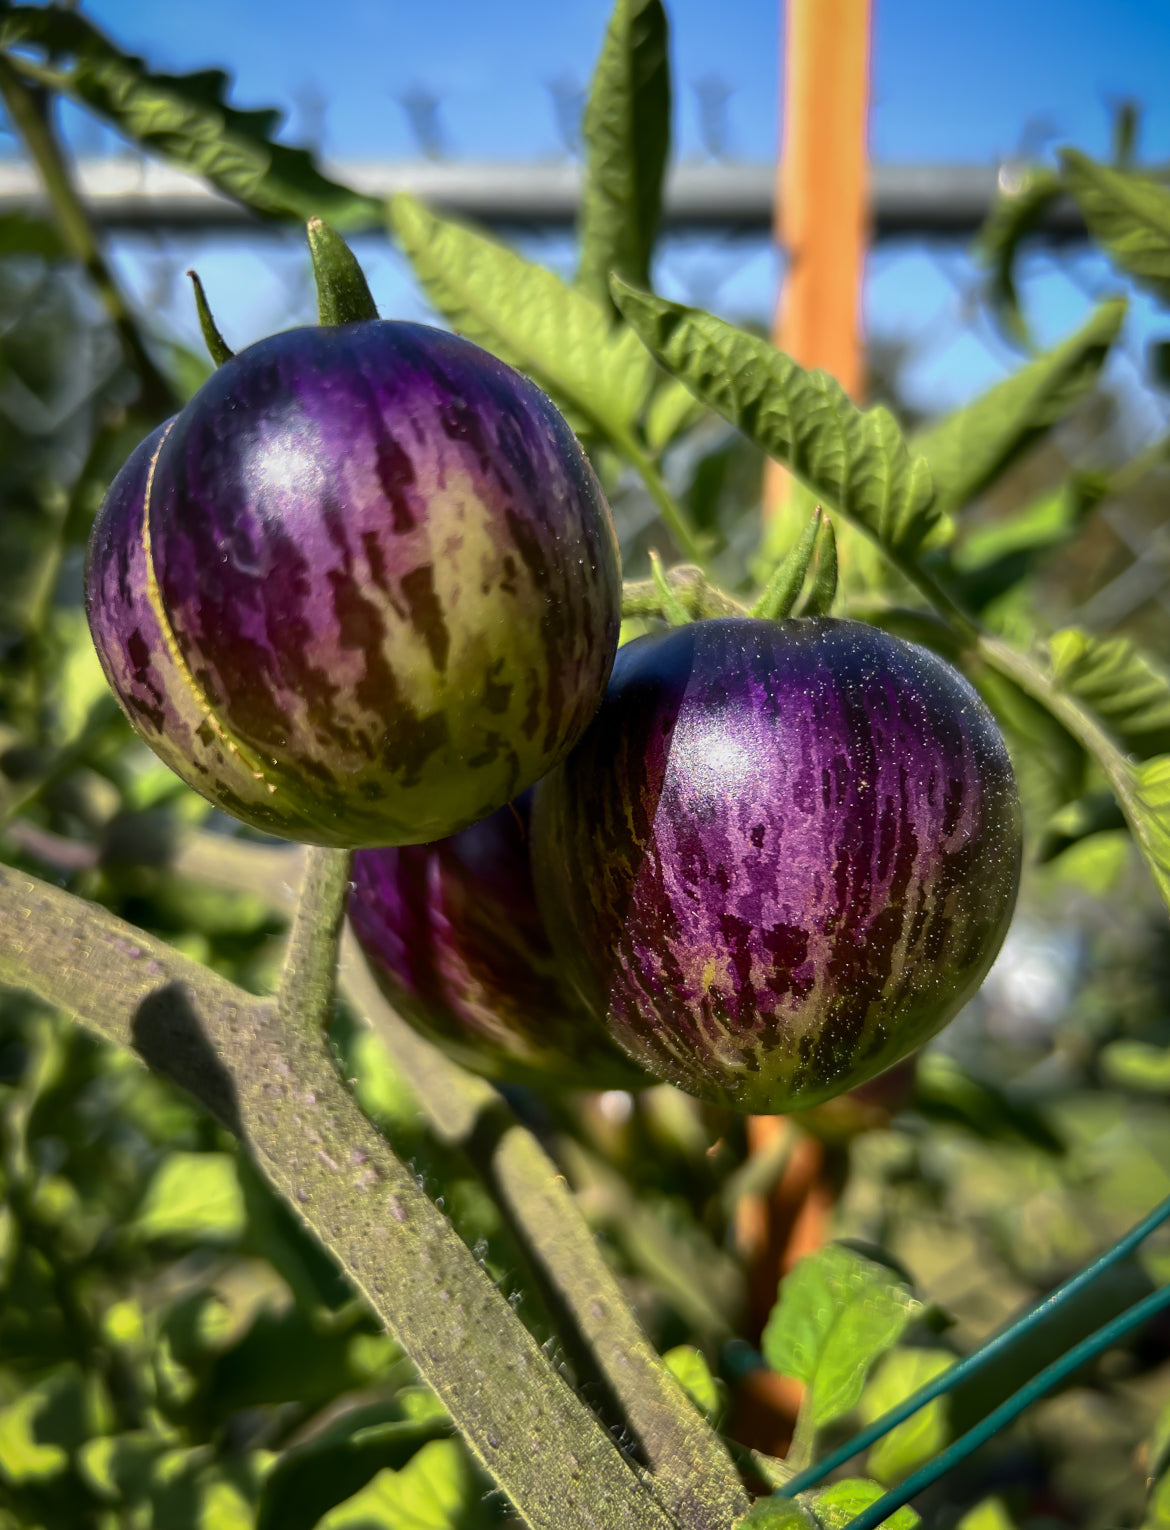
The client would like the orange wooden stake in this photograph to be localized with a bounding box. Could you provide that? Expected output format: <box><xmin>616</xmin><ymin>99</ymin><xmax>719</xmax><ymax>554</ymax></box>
<box><xmin>764</xmin><ymin>0</ymin><xmax>872</xmax><ymax>522</ymax></box>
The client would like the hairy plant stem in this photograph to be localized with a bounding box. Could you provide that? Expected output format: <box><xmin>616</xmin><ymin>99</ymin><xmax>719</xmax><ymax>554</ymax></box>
<box><xmin>276</xmin><ymin>845</ymin><xmax>352</xmax><ymax>1035</ymax></box>
<box><xmin>622</xmin><ymin>566</ymin><xmax>747</xmax><ymax>623</ymax></box>
<box><xmin>339</xmin><ymin>935</ymin><xmax>750</xmax><ymax>1530</ymax></box>
<box><xmin>125</xmin><ymin>826</ymin><xmax>748</xmax><ymax>1530</ymax></box>
<box><xmin>613</xmin><ymin>429</ymin><xmax>706</xmax><ymax>567</ymax></box>
<box><xmin>6</xmin><ymin>810</ymin><xmax>747</xmax><ymax>1523</ymax></box>
<box><xmin>0</xmin><ymin>861</ymin><xmax>682</xmax><ymax>1530</ymax></box>
<box><xmin>0</xmin><ymin>53</ymin><xmax>178</xmax><ymax>420</ymax></box>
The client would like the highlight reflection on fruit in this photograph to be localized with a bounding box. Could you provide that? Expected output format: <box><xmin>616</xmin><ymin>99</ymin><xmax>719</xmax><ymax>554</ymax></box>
<box><xmin>534</xmin><ymin>617</ymin><xmax>1022</xmax><ymax>1113</ymax></box>
<box><xmin>86</xmin><ymin>322</ymin><xmax>621</xmax><ymax>847</ymax></box>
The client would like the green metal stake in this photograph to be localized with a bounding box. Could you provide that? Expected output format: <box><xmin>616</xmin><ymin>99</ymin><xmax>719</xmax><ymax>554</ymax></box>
<box><xmin>779</xmin><ymin>1191</ymin><xmax>1170</xmax><ymax>1496</ymax></box>
<box><xmin>841</xmin><ymin>1277</ymin><xmax>1170</xmax><ymax>1529</ymax></box>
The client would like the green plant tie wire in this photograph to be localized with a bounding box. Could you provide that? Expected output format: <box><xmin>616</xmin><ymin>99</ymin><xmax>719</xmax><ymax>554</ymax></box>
<box><xmin>839</xmin><ymin>1275</ymin><xmax>1170</xmax><ymax>1529</ymax></box>
<box><xmin>779</xmin><ymin>1190</ymin><xmax>1170</xmax><ymax>1497</ymax></box>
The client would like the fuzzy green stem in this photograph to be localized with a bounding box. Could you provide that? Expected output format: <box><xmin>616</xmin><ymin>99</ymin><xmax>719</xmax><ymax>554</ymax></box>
<box><xmin>0</xmin><ymin>862</ymin><xmax>678</xmax><ymax>1530</ymax></box>
<box><xmin>0</xmin><ymin>54</ymin><xmax>177</xmax><ymax>420</ymax></box>
<box><xmin>64</xmin><ymin>820</ymin><xmax>747</xmax><ymax>1530</ymax></box>
<box><xmin>614</xmin><ymin>430</ymin><xmax>706</xmax><ymax>566</ymax></box>
<box><xmin>343</xmin><ymin>930</ymin><xmax>750</xmax><ymax>1530</ymax></box>
<box><xmin>622</xmin><ymin>567</ymin><xmax>747</xmax><ymax>623</ymax></box>
<box><xmin>277</xmin><ymin>845</ymin><xmax>352</xmax><ymax>1036</ymax></box>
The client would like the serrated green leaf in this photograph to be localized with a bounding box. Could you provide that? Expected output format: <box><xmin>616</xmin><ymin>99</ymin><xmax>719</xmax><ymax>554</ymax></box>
<box><xmin>860</xmin><ymin>1348</ymin><xmax>954</xmax><ymax>1486</ymax></box>
<box><xmin>1049</xmin><ymin>628</ymin><xmax>1170</xmax><ymax>759</ymax></box>
<box><xmin>316</xmin><ymin>1438</ymin><xmax>493</xmax><ymax>1530</ymax></box>
<box><xmin>949</xmin><ymin>479</ymin><xmax>1103</xmax><ymax>613</ymax></box>
<box><xmin>911</xmin><ymin>300</ymin><xmax>1125</xmax><ymax>516</ymax></box>
<box><xmin>577</xmin><ymin>0</ymin><xmax>670</xmax><ymax>313</ymax></box>
<box><xmin>1060</xmin><ymin>149</ymin><xmax>1170</xmax><ymax>304</ymax></box>
<box><xmin>762</xmin><ymin>1244</ymin><xmax>920</xmax><ymax>1430</ymax></box>
<box><xmin>611</xmin><ymin>280</ymin><xmax>937</xmax><ymax>556</ymax></box>
<box><xmin>134</xmin><ymin>1151</ymin><xmax>245</xmax><ymax>1243</ymax></box>
<box><xmin>809</xmin><ymin>1478</ymin><xmax>920</xmax><ymax>1530</ymax></box>
<box><xmin>1119</xmin><ymin>754</ymin><xmax>1170</xmax><ymax>909</ymax></box>
<box><xmin>974</xmin><ymin>167</ymin><xmax>1063</xmax><ymax>346</ymax></box>
<box><xmin>663</xmin><ymin>1345</ymin><xmax>724</xmax><ymax>1425</ymax></box>
<box><xmin>389</xmin><ymin>193</ymin><xmax>654</xmax><ymax>442</ymax></box>
<box><xmin>0</xmin><ymin>7</ymin><xmax>377</xmax><ymax>227</ymax></box>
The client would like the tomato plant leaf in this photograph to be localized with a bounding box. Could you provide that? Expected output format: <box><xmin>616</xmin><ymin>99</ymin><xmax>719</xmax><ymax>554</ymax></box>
<box><xmin>1129</xmin><ymin>753</ymin><xmax>1170</xmax><ymax>909</ymax></box>
<box><xmin>315</xmin><ymin>1438</ymin><xmax>495</xmax><ymax>1530</ymax></box>
<box><xmin>133</xmin><ymin>1151</ymin><xmax>245</xmax><ymax>1244</ymax></box>
<box><xmin>256</xmin><ymin>1400</ymin><xmax>449</xmax><ymax>1530</ymax></box>
<box><xmin>0</xmin><ymin>6</ymin><xmax>377</xmax><ymax>227</ymax></box>
<box><xmin>911</xmin><ymin>300</ymin><xmax>1125</xmax><ymax>517</ymax></box>
<box><xmin>762</xmin><ymin>1244</ymin><xmax>921</xmax><ymax>1430</ymax></box>
<box><xmin>645</xmin><ymin>376</ymin><xmax>708</xmax><ymax>450</ymax></box>
<box><xmin>1048</xmin><ymin>628</ymin><xmax>1170</xmax><ymax>759</ymax></box>
<box><xmin>662</xmin><ymin>1345</ymin><xmax>724</xmax><ymax>1425</ymax></box>
<box><xmin>577</xmin><ymin>0</ymin><xmax>671</xmax><ymax>314</ymax></box>
<box><xmin>389</xmin><ymin>193</ymin><xmax>655</xmax><ymax>442</ymax></box>
<box><xmin>1060</xmin><ymin>149</ymin><xmax>1170</xmax><ymax>304</ymax></box>
<box><xmin>860</xmin><ymin>1348</ymin><xmax>954</xmax><ymax>1486</ymax></box>
<box><xmin>809</xmin><ymin>1478</ymin><xmax>920</xmax><ymax>1530</ymax></box>
<box><xmin>974</xmin><ymin>167</ymin><xmax>1063</xmax><ymax>346</ymax></box>
<box><xmin>611</xmin><ymin>280</ymin><xmax>938</xmax><ymax>556</ymax></box>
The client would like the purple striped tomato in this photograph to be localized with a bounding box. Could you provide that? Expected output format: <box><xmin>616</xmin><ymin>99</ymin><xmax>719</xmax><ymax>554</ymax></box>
<box><xmin>349</xmin><ymin>794</ymin><xmax>644</xmax><ymax>1089</ymax></box>
<box><xmin>533</xmin><ymin>618</ymin><xmax>1022</xmax><ymax>1113</ymax></box>
<box><xmin>86</xmin><ymin>322</ymin><xmax>620</xmax><ymax>847</ymax></box>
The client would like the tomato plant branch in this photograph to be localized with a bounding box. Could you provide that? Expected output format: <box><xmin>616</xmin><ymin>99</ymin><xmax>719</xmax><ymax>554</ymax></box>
<box><xmin>0</xmin><ymin>52</ymin><xmax>178</xmax><ymax>420</ymax></box>
<box><xmin>613</xmin><ymin>429</ymin><xmax>706</xmax><ymax>566</ymax></box>
<box><xmin>340</xmin><ymin>933</ymin><xmax>751</xmax><ymax>1530</ymax></box>
<box><xmin>0</xmin><ymin>862</ymin><xmax>682</xmax><ymax>1530</ymax></box>
<box><xmin>276</xmin><ymin>845</ymin><xmax>352</xmax><ymax>1036</ymax></box>
<box><xmin>32</xmin><ymin>817</ymin><xmax>746</xmax><ymax>1528</ymax></box>
<box><xmin>622</xmin><ymin>567</ymin><xmax>747</xmax><ymax>622</ymax></box>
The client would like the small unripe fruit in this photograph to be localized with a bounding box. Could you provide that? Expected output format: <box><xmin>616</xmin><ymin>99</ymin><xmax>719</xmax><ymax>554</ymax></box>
<box><xmin>86</xmin><ymin>322</ymin><xmax>620</xmax><ymax>847</ymax></box>
<box><xmin>533</xmin><ymin>618</ymin><xmax>1021</xmax><ymax>1113</ymax></box>
<box><xmin>349</xmin><ymin>795</ymin><xmax>643</xmax><ymax>1089</ymax></box>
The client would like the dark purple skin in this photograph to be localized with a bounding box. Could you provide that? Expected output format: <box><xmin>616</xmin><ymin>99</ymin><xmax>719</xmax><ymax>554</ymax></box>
<box><xmin>86</xmin><ymin>322</ymin><xmax>621</xmax><ymax>847</ymax></box>
<box><xmin>349</xmin><ymin>795</ymin><xmax>643</xmax><ymax>1089</ymax></box>
<box><xmin>532</xmin><ymin>618</ymin><xmax>1022</xmax><ymax>1113</ymax></box>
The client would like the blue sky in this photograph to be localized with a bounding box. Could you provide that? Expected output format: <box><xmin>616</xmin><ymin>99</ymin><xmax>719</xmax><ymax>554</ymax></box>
<box><xmin>72</xmin><ymin>1</ymin><xmax>1170</xmax><ymax>416</ymax></box>
<box><xmin>82</xmin><ymin>0</ymin><xmax>1170</xmax><ymax>165</ymax></box>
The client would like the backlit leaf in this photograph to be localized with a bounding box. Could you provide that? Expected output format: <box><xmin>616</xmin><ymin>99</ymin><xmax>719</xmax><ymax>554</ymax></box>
<box><xmin>912</xmin><ymin>300</ymin><xmax>1124</xmax><ymax>515</ymax></box>
<box><xmin>577</xmin><ymin>0</ymin><xmax>670</xmax><ymax>312</ymax></box>
<box><xmin>389</xmin><ymin>193</ymin><xmax>655</xmax><ymax>442</ymax></box>
<box><xmin>612</xmin><ymin>281</ymin><xmax>937</xmax><ymax>557</ymax></box>
<box><xmin>0</xmin><ymin>6</ymin><xmax>377</xmax><ymax>227</ymax></box>
<box><xmin>762</xmin><ymin>1244</ymin><xmax>920</xmax><ymax>1430</ymax></box>
<box><xmin>1060</xmin><ymin>149</ymin><xmax>1170</xmax><ymax>304</ymax></box>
